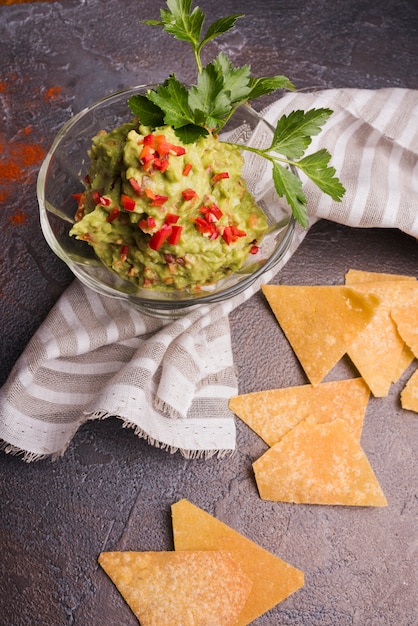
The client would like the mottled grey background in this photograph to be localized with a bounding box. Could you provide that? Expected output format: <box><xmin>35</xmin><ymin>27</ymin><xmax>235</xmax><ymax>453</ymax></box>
<box><xmin>1</xmin><ymin>1</ymin><xmax>417</xmax><ymax>624</ymax></box>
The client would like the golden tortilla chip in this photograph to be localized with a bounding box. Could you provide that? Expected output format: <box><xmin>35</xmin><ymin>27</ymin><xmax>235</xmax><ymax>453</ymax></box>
<box><xmin>400</xmin><ymin>368</ymin><xmax>418</xmax><ymax>413</ymax></box>
<box><xmin>343</xmin><ymin>279</ymin><xmax>418</xmax><ymax>396</ymax></box>
<box><xmin>229</xmin><ymin>378</ymin><xmax>370</xmax><ymax>445</ymax></box>
<box><xmin>391</xmin><ymin>304</ymin><xmax>418</xmax><ymax>358</ymax></box>
<box><xmin>253</xmin><ymin>419</ymin><xmax>387</xmax><ymax>507</ymax></box>
<box><xmin>171</xmin><ymin>499</ymin><xmax>304</xmax><ymax>626</ymax></box>
<box><xmin>345</xmin><ymin>269</ymin><xmax>417</xmax><ymax>284</ymax></box>
<box><xmin>391</xmin><ymin>345</ymin><xmax>415</xmax><ymax>383</ymax></box>
<box><xmin>98</xmin><ymin>550</ymin><xmax>252</xmax><ymax>626</ymax></box>
<box><xmin>262</xmin><ymin>284</ymin><xmax>380</xmax><ymax>386</ymax></box>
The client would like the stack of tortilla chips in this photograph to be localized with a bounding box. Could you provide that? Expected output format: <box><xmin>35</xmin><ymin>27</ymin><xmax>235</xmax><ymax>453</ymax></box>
<box><xmin>99</xmin><ymin>499</ymin><xmax>304</xmax><ymax>625</ymax></box>
<box><xmin>229</xmin><ymin>270</ymin><xmax>418</xmax><ymax>506</ymax></box>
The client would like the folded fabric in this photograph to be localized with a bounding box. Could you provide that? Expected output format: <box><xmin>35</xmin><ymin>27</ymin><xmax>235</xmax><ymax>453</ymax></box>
<box><xmin>1</xmin><ymin>87</ymin><xmax>417</xmax><ymax>461</ymax></box>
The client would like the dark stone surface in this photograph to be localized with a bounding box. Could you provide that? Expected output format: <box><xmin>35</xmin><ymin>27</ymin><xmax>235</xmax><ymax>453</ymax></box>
<box><xmin>1</xmin><ymin>1</ymin><xmax>417</xmax><ymax>624</ymax></box>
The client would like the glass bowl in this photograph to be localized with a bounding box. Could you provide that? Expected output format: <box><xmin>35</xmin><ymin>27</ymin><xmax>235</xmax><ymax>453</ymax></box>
<box><xmin>37</xmin><ymin>85</ymin><xmax>295</xmax><ymax>317</ymax></box>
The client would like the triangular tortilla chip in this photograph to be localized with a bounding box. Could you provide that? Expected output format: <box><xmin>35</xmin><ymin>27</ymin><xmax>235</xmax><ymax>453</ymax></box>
<box><xmin>343</xmin><ymin>279</ymin><xmax>418</xmax><ymax>396</ymax></box>
<box><xmin>262</xmin><ymin>284</ymin><xmax>380</xmax><ymax>386</ymax></box>
<box><xmin>400</xmin><ymin>368</ymin><xmax>418</xmax><ymax>413</ymax></box>
<box><xmin>345</xmin><ymin>269</ymin><xmax>416</xmax><ymax>284</ymax></box>
<box><xmin>171</xmin><ymin>499</ymin><xmax>304</xmax><ymax>626</ymax></box>
<box><xmin>253</xmin><ymin>419</ymin><xmax>387</xmax><ymax>507</ymax></box>
<box><xmin>391</xmin><ymin>304</ymin><xmax>418</xmax><ymax>358</ymax></box>
<box><xmin>98</xmin><ymin>550</ymin><xmax>252</xmax><ymax>626</ymax></box>
<box><xmin>391</xmin><ymin>344</ymin><xmax>415</xmax><ymax>383</ymax></box>
<box><xmin>229</xmin><ymin>378</ymin><xmax>370</xmax><ymax>445</ymax></box>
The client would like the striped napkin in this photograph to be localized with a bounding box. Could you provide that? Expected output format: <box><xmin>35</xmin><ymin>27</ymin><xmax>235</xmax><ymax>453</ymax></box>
<box><xmin>1</xmin><ymin>88</ymin><xmax>417</xmax><ymax>461</ymax></box>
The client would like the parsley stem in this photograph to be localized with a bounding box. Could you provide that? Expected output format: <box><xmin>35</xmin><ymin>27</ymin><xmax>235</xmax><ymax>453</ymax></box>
<box><xmin>223</xmin><ymin>142</ymin><xmax>296</xmax><ymax>169</ymax></box>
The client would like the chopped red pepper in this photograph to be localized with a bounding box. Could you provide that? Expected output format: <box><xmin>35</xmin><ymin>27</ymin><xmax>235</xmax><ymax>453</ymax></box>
<box><xmin>92</xmin><ymin>191</ymin><xmax>101</xmax><ymax>204</ymax></box>
<box><xmin>195</xmin><ymin>217</ymin><xmax>217</xmax><ymax>238</ymax></box>
<box><xmin>153</xmin><ymin>156</ymin><xmax>169</xmax><ymax>173</ymax></box>
<box><xmin>222</xmin><ymin>225</ymin><xmax>247</xmax><ymax>245</ymax></box>
<box><xmin>143</xmin><ymin>133</ymin><xmax>156</xmax><ymax>148</ymax></box>
<box><xmin>168</xmin><ymin>224</ymin><xmax>182</xmax><ymax>245</ymax></box>
<box><xmin>139</xmin><ymin>134</ymin><xmax>186</xmax><ymax>174</ymax></box>
<box><xmin>120</xmin><ymin>194</ymin><xmax>136</xmax><ymax>212</ymax></box>
<box><xmin>182</xmin><ymin>188</ymin><xmax>198</xmax><ymax>201</ymax></box>
<box><xmin>150</xmin><ymin>194</ymin><xmax>169</xmax><ymax>207</ymax></box>
<box><xmin>120</xmin><ymin>244</ymin><xmax>129</xmax><ymax>262</ymax></box>
<box><xmin>72</xmin><ymin>192</ymin><xmax>84</xmax><ymax>203</ymax></box>
<box><xmin>140</xmin><ymin>144</ymin><xmax>155</xmax><ymax>161</ymax></box>
<box><xmin>165</xmin><ymin>213</ymin><xmax>180</xmax><ymax>224</ymax></box>
<box><xmin>98</xmin><ymin>195</ymin><xmax>111</xmax><ymax>207</ymax></box>
<box><xmin>138</xmin><ymin>216</ymin><xmax>156</xmax><ymax>231</ymax></box>
<box><xmin>129</xmin><ymin>177</ymin><xmax>142</xmax><ymax>194</ymax></box>
<box><xmin>200</xmin><ymin>204</ymin><xmax>222</xmax><ymax>222</ymax></box>
<box><xmin>212</xmin><ymin>172</ymin><xmax>229</xmax><ymax>184</ymax></box>
<box><xmin>249</xmin><ymin>245</ymin><xmax>259</xmax><ymax>255</ymax></box>
<box><xmin>182</xmin><ymin>163</ymin><xmax>192</xmax><ymax>176</ymax></box>
<box><xmin>149</xmin><ymin>224</ymin><xmax>172</xmax><ymax>251</ymax></box>
<box><xmin>107</xmin><ymin>208</ymin><xmax>120</xmax><ymax>223</ymax></box>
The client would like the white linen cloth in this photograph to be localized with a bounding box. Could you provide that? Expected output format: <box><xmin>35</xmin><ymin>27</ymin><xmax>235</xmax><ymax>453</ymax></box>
<box><xmin>1</xmin><ymin>88</ymin><xmax>417</xmax><ymax>461</ymax></box>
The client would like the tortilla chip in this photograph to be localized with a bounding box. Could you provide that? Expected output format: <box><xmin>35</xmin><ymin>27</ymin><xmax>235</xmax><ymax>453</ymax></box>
<box><xmin>172</xmin><ymin>499</ymin><xmax>304</xmax><ymax>626</ymax></box>
<box><xmin>400</xmin><ymin>368</ymin><xmax>418</xmax><ymax>413</ymax></box>
<box><xmin>262</xmin><ymin>284</ymin><xmax>380</xmax><ymax>386</ymax></box>
<box><xmin>98</xmin><ymin>550</ymin><xmax>252</xmax><ymax>626</ymax></box>
<box><xmin>345</xmin><ymin>269</ymin><xmax>416</xmax><ymax>284</ymax></box>
<box><xmin>391</xmin><ymin>345</ymin><xmax>415</xmax><ymax>383</ymax></box>
<box><xmin>343</xmin><ymin>279</ymin><xmax>418</xmax><ymax>396</ymax></box>
<box><xmin>253</xmin><ymin>419</ymin><xmax>387</xmax><ymax>507</ymax></box>
<box><xmin>229</xmin><ymin>378</ymin><xmax>370</xmax><ymax>445</ymax></box>
<box><xmin>391</xmin><ymin>304</ymin><xmax>418</xmax><ymax>358</ymax></box>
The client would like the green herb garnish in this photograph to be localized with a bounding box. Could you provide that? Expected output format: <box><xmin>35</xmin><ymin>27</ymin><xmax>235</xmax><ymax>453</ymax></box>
<box><xmin>128</xmin><ymin>0</ymin><xmax>345</xmax><ymax>227</ymax></box>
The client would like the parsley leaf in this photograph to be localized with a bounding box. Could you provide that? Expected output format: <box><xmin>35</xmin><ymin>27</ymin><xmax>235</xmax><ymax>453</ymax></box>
<box><xmin>247</xmin><ymin>76</ymin><xmax>296</xmax><ymax>100</ymax></box>
<box><xmin>145</xmin><ymin>0</ymin><xmax>205</xmax><ymax>47</ymax></box>
<box><xmin>272</xmin><ymin>163</ymin><xmax>309</xmax><ymax>228</ymax></box>
<box><xmin>297</xmin><ymin>148</ymin><xmax>346</xmax><ymax>201</ymax></box>
<box><xmin>127</xmin><ymin>94</ymin><xmax>164</xmax><ymax>127</ymax></box>
<box><xmin>200</xmin><ymin>14</ymin><xmax>244</xmax><ymax>49</ymax></box>
<box><xmin>147</xmin><ymin>76</ymin><xmax>195</xmax><ymax>128</ymax></box>
<box><xmin>213</xmin><ymin>53</ymin><xmax>251</xmax><ymax>104</ymax></box>
<box><xmin>270</xmin><ymin>108</ymin><xmax>333</xmax><ymax>159</ymax></box>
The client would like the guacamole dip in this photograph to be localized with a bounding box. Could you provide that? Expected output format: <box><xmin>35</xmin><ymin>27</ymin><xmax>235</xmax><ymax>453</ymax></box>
<box><xmin>70</xmin><ymin>121</ymin><xmax>268</xmax><ymax>291</ymax></box>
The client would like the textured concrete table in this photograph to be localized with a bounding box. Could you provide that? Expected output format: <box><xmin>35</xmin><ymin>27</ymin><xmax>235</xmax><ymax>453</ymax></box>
<box><xmin>1</xmin><ymin>1</ymin><xmax>417</xmax><ymax>624</ymax></box>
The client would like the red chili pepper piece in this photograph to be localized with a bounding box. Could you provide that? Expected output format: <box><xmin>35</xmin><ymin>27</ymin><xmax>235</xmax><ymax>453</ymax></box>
<box><xmin>182</xmin><ymin>163</ymin><xmax>192</xmax><ymax>176</ymax></box>
<box><xmin>249</xmin><ymin>245</ymin><xmax>259</xmax><ymax>254</ymax></box>
<box><xmin>107</xmin><ymin>208</ymin><xmax>120</xmax><ymax>223</ymax></box>
<box><xmin>153</xmin><ymin>156</ymin><xmax>169</xmax><ymax>172</ymax></box>
<box><xmin>129</xmin><ymin>177</ymin><xmax>142</xmax><ymax>194</ymax></box>
<box><xmin>150</xmin><ymin>194</ymin><xmax>169</xmax><ymax>207</ymax></box>
<box><xmin>168</xmin><ymin>224</ymin><xmax>182</xmax><ymax>245</ymax></box>
<box><xmin>121</xmin><ymin>194</ymin><xmax>136</xmax><ymax>211</ymax></box>
<box><xmin>222</xmin><ymin>225</ymin><xmax>247</xmax><ymax>245</ymax></box>
<box><xmin>212</xmin><ymin>172</ymin><xmax>229</xmax><ymax>184</ymax></box>
<box><xmin>139</xmin><ymin>216</ymin><xmax>156</xmax><ymax>231</ymax></box>
<box><xmin>149</xmin><ymin>224</ymin><xmax>173</xmax><ymax>250</ymax></box>
<box><xmin>195</xmin><ymin>217</ymin><xmax>217</xmax><ymax>238</ymax></box>
<box><xmin>120</xmin><ymin>244</ymin><xmax>129</xmax><ymax>262</ymax></box>
<box><xmin>143</xmin><ymin>133</ymin><xmax>156</xmax><ymax>148</ymax></box>
<box><xmin>92</xmin><ymin>191</ymin><xmax>101</xmax><ymax>204</ymax></box>
<box><xmin>165</xmin><ymin>213</ymin><xmax>180</xmax><ymax>224</ymax></box>
<box><xmin>200</xmin><ymin>204</ymin><xmax>222</xmax><ymax>222</ymax></box>
<box><xmin>72</xmin><ymin>192</ymin><xmax>83</xmax><ymax>203</ymax></box>
<box><xmin>98</xmin><ymin>195</ymin><xmax>111</xmax><ymax>207</ymax></box>
<box><xmin>182</xmin><ymin>188</ymin><xmax>198</xmax><ymax>201</ymax></box>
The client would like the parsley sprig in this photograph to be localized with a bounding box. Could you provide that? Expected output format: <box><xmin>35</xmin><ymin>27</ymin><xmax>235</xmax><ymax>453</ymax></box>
<box><xmin>128</xmin><ymin>0</ymin><xmax>345</xmax><ymax>227</ymax></box>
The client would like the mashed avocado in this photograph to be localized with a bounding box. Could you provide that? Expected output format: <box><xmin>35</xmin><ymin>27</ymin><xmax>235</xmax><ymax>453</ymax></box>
<box><xmin>70</xmin><ymin>121</ymin><xmax>268</xmax><ymax>291</ymax></box>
